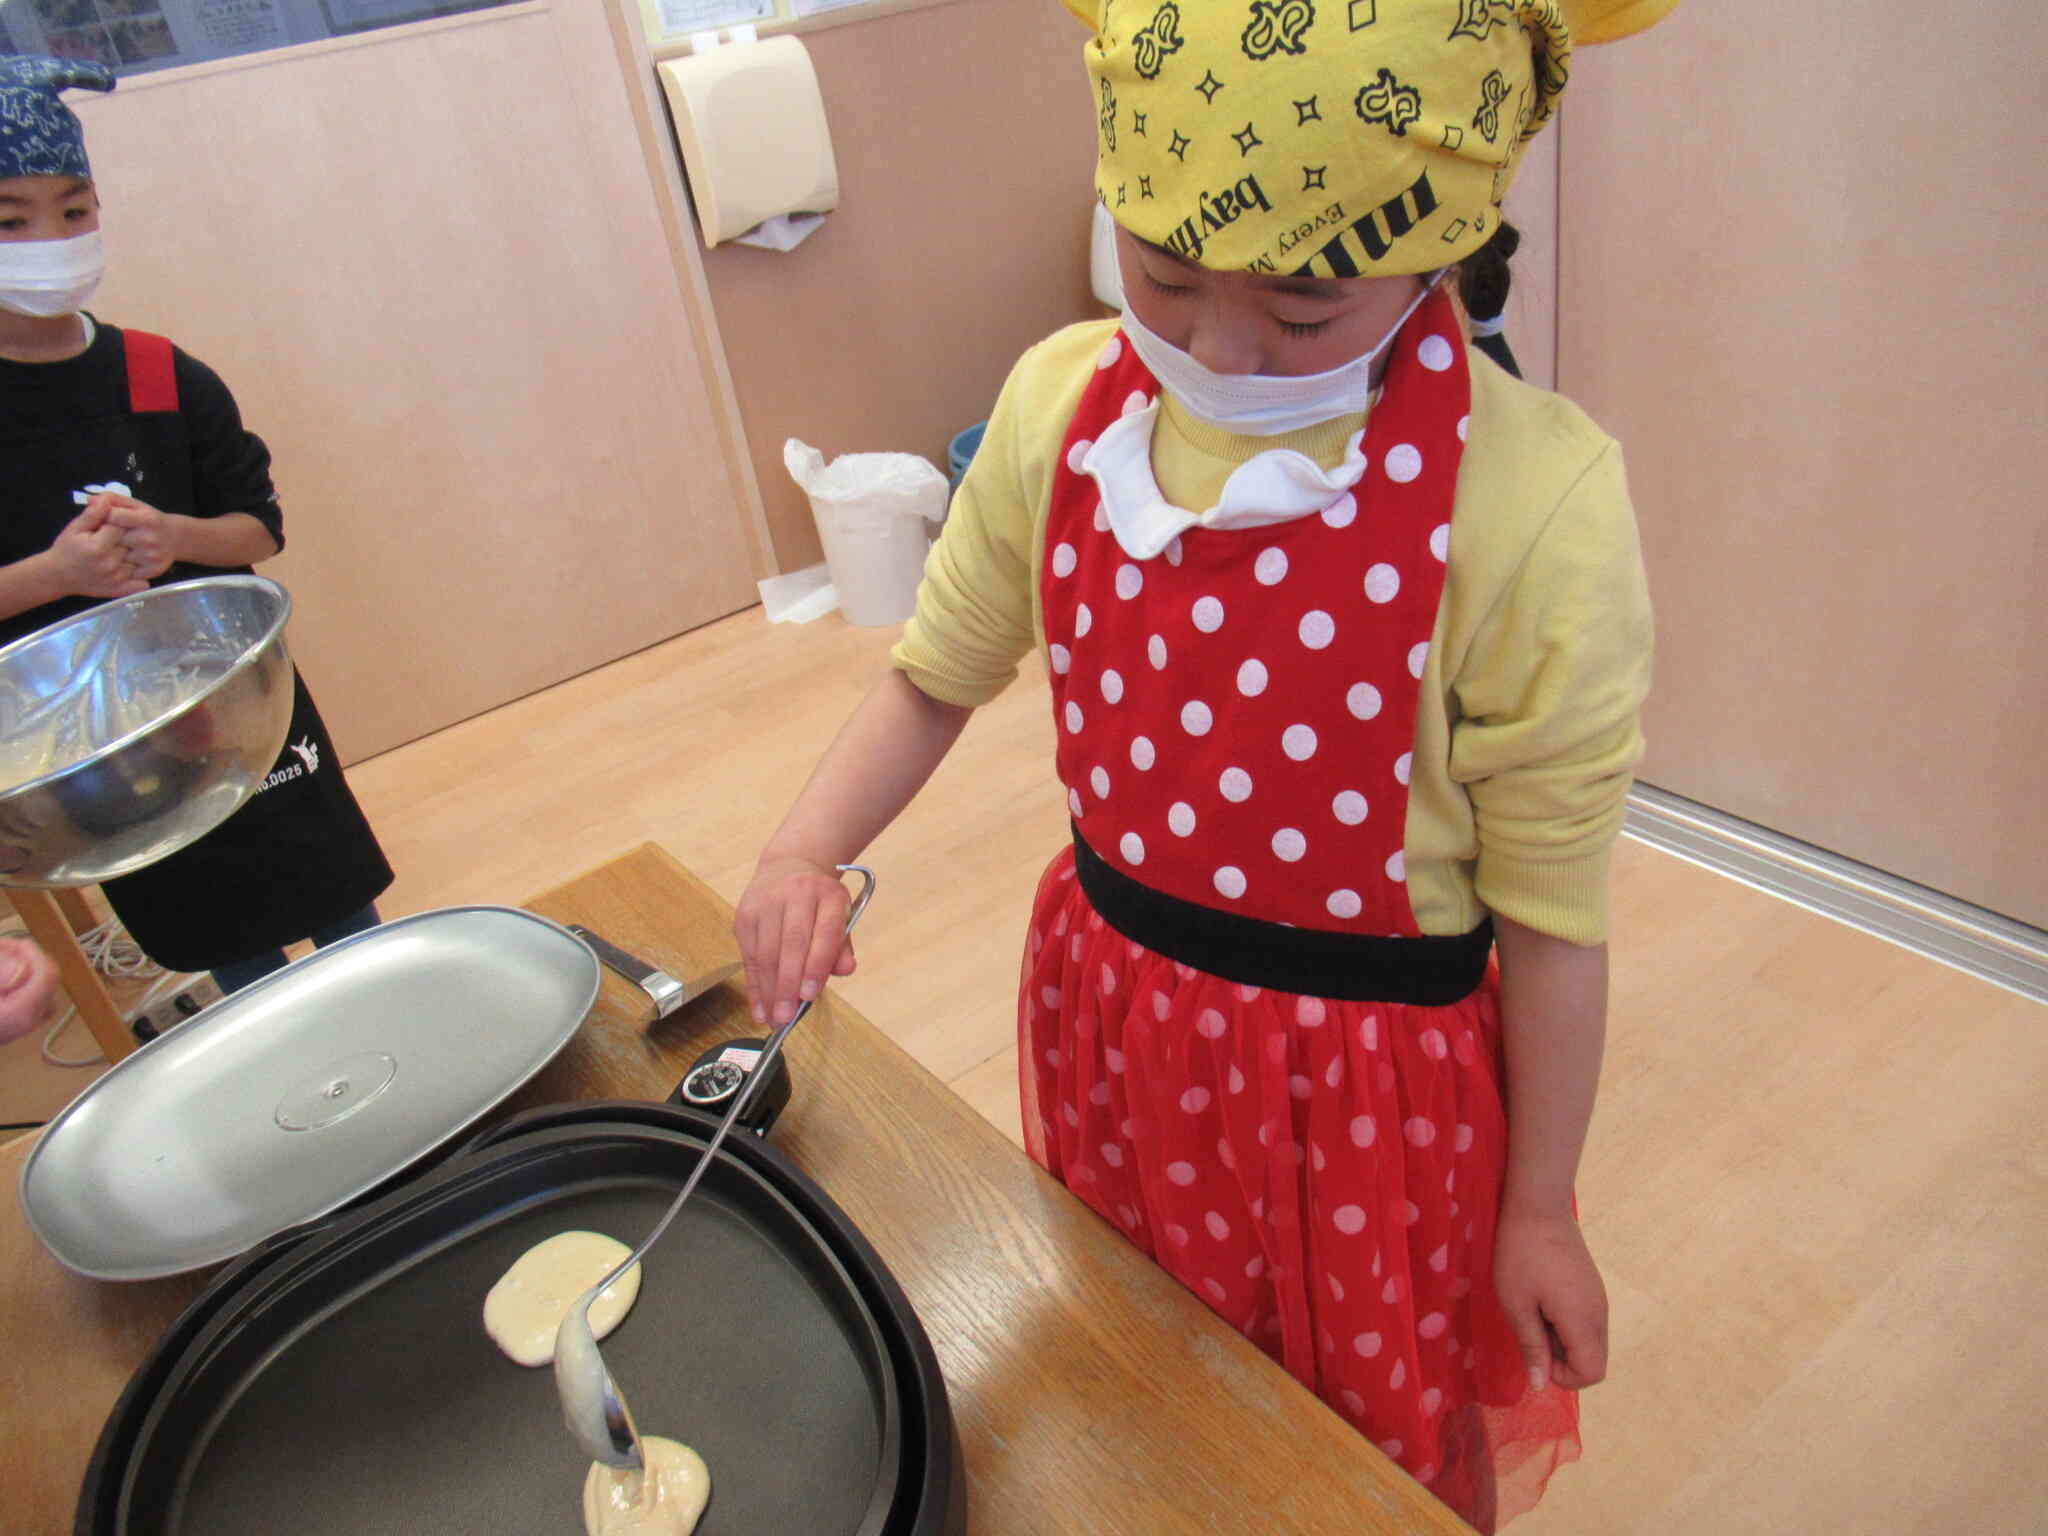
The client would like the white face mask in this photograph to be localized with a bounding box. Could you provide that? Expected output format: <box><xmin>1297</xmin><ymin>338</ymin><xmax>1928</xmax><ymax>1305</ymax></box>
<box><xmin>1119</xmin><ymin>267</ymin><xmax>1439</xmax><ymax>436</ymax></box>
<box><xmin>0</xmin><ymin>231</ymin><xmax>106</xmax><ymax>319</ymax></box>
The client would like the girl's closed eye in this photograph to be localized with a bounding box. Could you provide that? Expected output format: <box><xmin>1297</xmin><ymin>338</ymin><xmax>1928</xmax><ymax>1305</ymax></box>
<box><xmin>1278</xmin><ymin>317</ymin><xmax>1331</xmax><ymax>338</ymax></box>
<box><xmin>1141</xmin><ymin>269</ymin><xmax>1193</xmax><ymax>298</ymax></box>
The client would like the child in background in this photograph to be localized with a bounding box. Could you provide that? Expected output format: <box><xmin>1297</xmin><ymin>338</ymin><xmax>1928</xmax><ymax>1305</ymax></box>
<box><xmin>0</xmin><ymin>56</ymin><xmax>392</xmax><ymax>1001</ymax></box>
<box><xmin>736</xmin><ymin>2</ymin><xmax>1670</xmax><ymax>1527</ymax></box>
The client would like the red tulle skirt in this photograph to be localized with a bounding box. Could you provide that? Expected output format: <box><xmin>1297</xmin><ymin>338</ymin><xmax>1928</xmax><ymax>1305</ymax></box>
<box><xmin>1018</xmin><ymin>846</ymin><xmax>1579</xmax><ymax>1531</ymax></box>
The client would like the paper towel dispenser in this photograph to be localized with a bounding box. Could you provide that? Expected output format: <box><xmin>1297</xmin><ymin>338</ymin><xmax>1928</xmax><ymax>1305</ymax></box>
<box><xmin>657</xmin><ymin>35</ymin><xmax>840</xmax><ymax>249</ymax></box>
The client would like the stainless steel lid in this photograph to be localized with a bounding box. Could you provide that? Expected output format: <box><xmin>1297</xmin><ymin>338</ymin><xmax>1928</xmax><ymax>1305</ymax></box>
<box><xmin>19</xmin><ymin>906</ymin><xmax>600</xmax><ymax>1280</ymax></box>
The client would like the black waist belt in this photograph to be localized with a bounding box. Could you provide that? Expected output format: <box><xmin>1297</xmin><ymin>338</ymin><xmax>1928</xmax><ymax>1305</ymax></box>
<box><xmin>1070</xmin><ymin>826</ymin><xmax>1492</xmax><ymax>1005</ymax></box>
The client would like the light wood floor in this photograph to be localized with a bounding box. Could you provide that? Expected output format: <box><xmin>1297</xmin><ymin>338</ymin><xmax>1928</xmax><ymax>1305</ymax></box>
<box><xmin>5</xmin><ymin>608</ymin><xmax>2043</xmax><ymax>1533</ymax></box>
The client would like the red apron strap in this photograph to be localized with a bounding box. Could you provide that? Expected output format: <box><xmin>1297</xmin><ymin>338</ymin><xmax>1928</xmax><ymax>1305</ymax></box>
<box><xmin>121</xmin><ymin>328</ymin><xmax>179</xmax><ymax>414</ymax></box>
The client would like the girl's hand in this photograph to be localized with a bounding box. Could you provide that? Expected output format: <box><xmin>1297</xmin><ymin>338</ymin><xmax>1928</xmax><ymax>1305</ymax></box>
<box><xmin>48</xmin><ymin>500</ymin><xmax>148</xmax><ymax>599</ymax></box>
<box><xmin>1493</xmin><ymin>1205</ymin><xmax>1609</xmax><ymax>1394</ymax></box>
<box><xmin>101</xmin><ymin>494</ymin><xmax>179</xmax><ymax>581</ymax></box>
<box><xmin>734</xmin><ymin>857</ymin><xmax>857</xmax><ymax>1027</ymax></box>
<box><xmin>0</xmin><ymin>937</ymin><xmax>59</xmax><ymax>1044</ymax></box>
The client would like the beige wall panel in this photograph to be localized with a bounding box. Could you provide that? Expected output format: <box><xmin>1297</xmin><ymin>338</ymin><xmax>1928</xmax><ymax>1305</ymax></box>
<box><xmin>687</xmin><ymin>0</ymin><xmax>1100</xmax><ymax>571</ymax></box>
<box><xmin>1559</xmin><ymin>3</ymin><xmax>2048</xmax><ymax>925</ymax></box>
<box><xmin>78</xmin><ymin>2</ymin><xmax>763</xmax><ymax>763</ymax></box>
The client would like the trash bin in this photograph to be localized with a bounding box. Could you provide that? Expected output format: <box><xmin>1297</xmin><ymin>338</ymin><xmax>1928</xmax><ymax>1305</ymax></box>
<box><xmin>784</xmin><ymin>439</ymin><xmax>948</xmax><ymax>627</ymax></box>
<box><xmin>948</xmin><ymin>421</ymin><xmax>986</xmax><ymax>489</ymax></box>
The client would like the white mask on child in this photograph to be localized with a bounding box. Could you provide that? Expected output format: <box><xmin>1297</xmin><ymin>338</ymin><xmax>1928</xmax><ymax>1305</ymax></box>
<box><xmin>1119</xmin><ymin>270</ymin><xmax>1440</xmax><ymax>436</ymax></box>
<box><xmin>0</xmin><ymin>231</ymin><xmax>106</xmax><ymax>318</ymax></box>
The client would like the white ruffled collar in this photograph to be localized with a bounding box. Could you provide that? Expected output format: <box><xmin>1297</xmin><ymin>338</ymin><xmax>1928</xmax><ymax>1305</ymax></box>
<box><xmin>1079</xmin><ymin>398</ymin><xmax>1370</xmax><ymax>560</ymax></box>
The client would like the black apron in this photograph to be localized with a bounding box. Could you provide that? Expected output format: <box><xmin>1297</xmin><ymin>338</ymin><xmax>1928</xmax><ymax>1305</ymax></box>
<box><xmin>6</xmin><ymin>325</ymin><xmax>392</xmax><ymax>971</ymax></box>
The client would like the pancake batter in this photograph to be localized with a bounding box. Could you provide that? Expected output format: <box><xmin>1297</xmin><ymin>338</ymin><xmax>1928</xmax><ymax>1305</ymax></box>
<box><xmin>483</xmin><ymin>1230</ymin><xmax>643</xmax><ymax>1368</ymax></box>
<box><xmin>582</xmin><ymin>1437</ymin><xmax>711</xmax><ymax>1536</ymax></box>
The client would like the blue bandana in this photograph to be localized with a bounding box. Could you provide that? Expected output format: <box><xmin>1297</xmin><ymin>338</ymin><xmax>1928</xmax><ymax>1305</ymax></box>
<box><xmin>0</xmin><ymin>55</ymin><xmax>116</xmax><ymax>183</ymax></box>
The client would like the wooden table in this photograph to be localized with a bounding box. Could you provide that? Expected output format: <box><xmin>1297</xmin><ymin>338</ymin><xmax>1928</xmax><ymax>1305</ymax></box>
<box><xmin>0</xmin><ymin>843</ymin><xmax>1468</xmax><ymax>1534</ymax></box>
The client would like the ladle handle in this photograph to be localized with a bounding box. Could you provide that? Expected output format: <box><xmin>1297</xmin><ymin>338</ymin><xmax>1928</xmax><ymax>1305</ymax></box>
<box><xmin>591</xmin><ymin>864</ymin><xmax>874</xmax><ymax>1292</ymax></box>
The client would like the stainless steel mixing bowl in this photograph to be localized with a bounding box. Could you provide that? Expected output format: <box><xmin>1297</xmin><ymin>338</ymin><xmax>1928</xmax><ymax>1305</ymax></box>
<box><xmin>0</xmin><ymin>576</ymin><xmax>296</xmax><ymax>888</ymax></box>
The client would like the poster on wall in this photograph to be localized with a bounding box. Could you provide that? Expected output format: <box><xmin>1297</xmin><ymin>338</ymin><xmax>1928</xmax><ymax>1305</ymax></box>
<box><xmin>0</xmin><ymin>0</ymin><xmax>512</xmax><ymax>73</ymax></box>
<box><xmin>643</xmin><ymin>0</ymin><xmax>772</xmax><ymax>42</ymax></box>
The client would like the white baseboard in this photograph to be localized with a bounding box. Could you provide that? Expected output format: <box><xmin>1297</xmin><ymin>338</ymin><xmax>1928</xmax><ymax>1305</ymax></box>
<box><xmin>1623</xmin><ymin>784</ymin><xmax>2048</xmax><ymax>1006</ymax></box>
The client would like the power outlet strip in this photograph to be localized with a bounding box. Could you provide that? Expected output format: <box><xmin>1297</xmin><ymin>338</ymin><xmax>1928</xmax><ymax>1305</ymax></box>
<box><xmin>130</xmin><ymin>977</ymin><xmax>223</xmax><ymax>1044</ymax></box>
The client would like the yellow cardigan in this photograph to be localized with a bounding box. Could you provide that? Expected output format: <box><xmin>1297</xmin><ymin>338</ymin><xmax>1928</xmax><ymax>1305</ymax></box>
<box><xmin>892</xmin><ymin>320</ymin><xmax>1652</xmax><ymax>945</ymax></box>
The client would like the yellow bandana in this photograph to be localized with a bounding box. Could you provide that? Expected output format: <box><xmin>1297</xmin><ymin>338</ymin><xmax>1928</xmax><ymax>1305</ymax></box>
<box><xmin>1067</xmin><ymin>1</ymin><xmax>1580</xmax><ymax>277</ymax></box>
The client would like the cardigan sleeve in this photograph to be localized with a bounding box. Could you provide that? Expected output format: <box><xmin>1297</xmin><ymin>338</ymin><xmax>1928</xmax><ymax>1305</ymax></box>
<box><xmin>1447</xmin><ymin>440</ymin><xmax>1652</xmax><ymax>944</ymax></box>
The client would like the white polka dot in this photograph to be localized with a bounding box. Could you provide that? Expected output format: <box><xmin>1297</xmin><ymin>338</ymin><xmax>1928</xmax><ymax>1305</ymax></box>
<box><xmin>1282</xmin><ymin>724</ymin><xmax>1318</xmax><ymax>761</ymax></box>
<box><xmin>1180</xmin><ymin>1086</ymin><xmax>1211</xmax><ymax>1114</ymax></box>
<box><xmin>1455</xmin><ymin>1123</ymin><xmax>1475</xmax><ymax>1153</ymax></box>
<box><xmin>1100</xmin><ymin>669</ymin><xmax>1124</xmax><ymax>703</ymax></box>
<box><xmin>1147</xmin><ymin>634</ymin><xmax>1168</xmax><ymax>670</ymax></box>
<box><xmin>1116</xmin><ymin>1202</ymin><xmax>1138</xmax><ymax>1227</ymax></box>
<box><xmin>1333</xmin><ymin>1205</ymin><xmax>1366</xmax><ymax>1235</ymax></box>
<box><xmin>1191</xmin><ymin>595</ymin><xmax>1225</xmax><ymax>633</ymax></box>
<box><xmin>1325</xmin><ymin>1056</ymin><xmax>1344</xmax><ymax>1088</ymax></box>
<box><xmin>1346</xmin><ymin>682</ymin><xmax>1382</xmax><ymax>720</ymax></box>
<box><xmin>1049</xmin><ymin>643</ymin><xmax>1071</xmax><ymax>675</ymax></box>
<box><xmin>1166</xmin><ymin>1223</ymin><xmax>1189</xmax><ymax>1246</ymax></box>
<box><xmin>1066</xmin><ymin>439</ymin><xmax>1093</xmax><ymax>473</ymax></box>
<box><xmin>1213</xmin><ymin>866</ymin><xmax>1247</xmax><ymax>900</ymax></box>
<box><xmin>1236</xmin><ymin>658</ymin><xmax>1268</xmax><ymax>696</ymax></box>
<box><xmin>1165</xmin><ymin>537</ymin><xmax>1184</xmax><ymax>566</ymax></box>
<box><xmin>1218</xmin><ymin>767</ymin><xmax>1253</xmax><ymax>802</ymax></box>
<box><xmin>1068</xmin><ymin>787</ymin><xmax>1084</xmax><ymax>817</ymax></box>
<box><xmin>1457</xmin><ymin>414</ymin><xmax>1470</xmax><ymax>442</ymax></box>
<box><xmin>1062</xmin><ymin>1103</ymin><xmax>1079</xmax><ymax>1127</ymax></box>
<box><xmin>1181</xmin><ymin>700</ymin><xmax>1213</xmax><ymax>735</ymax></box>
<box><xmin>1340</xmin><ymin>1389</ymin><xmax>1365</xmax><ymax>1415</ymax></box>
<box><xmin>1094</xmin><ymin>502</ymin><xmax>1111</xmax><ymax>533</ymax></box>
<box><xmin>1326</xmin><ymin>889</ymin><xmax>1362</xmax><ymax>919</ymax></box>
<box><xmin>1106</xmin><ymin>1047</ymin><xmax>1125</xmax><ymax>1072</ymax></box>
<box><xmin>1299</xmin><ymin>610</ymin><xmax>1335</xmax><ymax>649</ymax></box>
<box><xmin>1130</xmin><ymin>735</ymin><xmax>1155</xmax><ymax>770</ymax></box>
<box><xmin>1196</xmin><ymin>1007</ymin><xmax>1227</xmax><ymax>1039</ymax></box>
<box><xmin>1405</xmin><ymin>1117</ymin><xmax>1438</xmax><ymax>1148</ymax></box>
<box><xmin>1394</xmin><ymin>751</ymin><xmax>1413</xmax><ymax>785</ymax></box>
<box><xmin>1420</xmin><ymin>1028</ymin><xmax>1448</xmax><ymax>1060</ymax></box>
<box><xmin>1389</xmin><ymin>1359</ymin><xmax>1407</xmax><ymax>1390</ymax></box>
<box><xmin>1120</xmin><ymin>831</ymin><xmax>1145</xmax><ymax>864</ymax></box>
<box><xmin>1227</xmin><ymin>1065</ymin><xmax>1245</xmax><ymax>1094</ymax></box>
<box><xmin>1430</xmin><ymin>523</ymin><xmax>1450</xmax><ymax>562</ymax></box>
<box><xmin>1271</xmin><ymin>827</ymin><xmax>1306</xmax><ymax>862</ymax></box>
<box><xmin>1349</xmin><ymin>1114</ymin><xmax>1376</xmax><ymax>1148</ymax></box>
<box><xmin>1407</xmin><ymin>641</ymin><xmax>1428</xmax><ymax>679</ymax></box>
<box><xmin>1417</xmin><ymin>333</ymin><xmax>1455</xmax><ymax>372</ymax></box>
<box><xmin>1115</xmin><ymin>563</ymin><xmax>1143</xmax><ymax>600</ymax></box>
<box><xmin>1166</xmin><ymin>1161</ymin><xmax>1197</xmax><ymax>1186</ymax></box>
<box><xmin>1096</xmin><ymin>337</ymin><xmax>1122</xmax><ymax>369</ymax></box>
<box><xmin>1289</xmin><ymin>1074</ymin><xmax>1311</xmax><ymax>1101</ymax></box>
<box><xmin>1168</xmin><ymin>801</ymin><xmax>1197</xmax><ymax>836</ymax></box>
<box><xmin>1051</xmin><ymin>541</ymin><xmax>1077</xmax><ymax>578</ymax></box>
<box><xmin>1364</xmin><ymin>563</ymin><xmax>1400</xmax><ymax>603</ymax></box>
<box><xmin>1075</xmin><ymin>603</ymin><xmax>1094</xmax><ymax>637</ymax></box>
<box><xmin>1090</xmin><ymin>766</ymin><xmax>1110</xmax><ymax>798</ymax></box>
<box><xmin>1332</xmin><ymin>790</ymin><xmax>1368</xmax><ymax>825</ymax></box>
<box><xmin>1150</xmin><ymin>989</ymin><xmax>1171</xmax><ymax>1021</ymax></box>
<box><xmin>1378</xmin><ymin>1437</ymin><xmax>1402</xmax><ymax>1458</ymax></box>
<box><xmin>1122</xmin><ymin>389</ymin><xmax>1150</xmax><ymax>417</ymax></box>
<box><xmin>1064</xmin><ymin>701</ymin><xmax>1084</xmax><ymax>734</ymax></box>
<box><xmin>1353</xmin><ymin>1331</ymin><xmax>1383</xmax><ymax>1358</ymax></box>
<box><xmin>1090</xmin><ymin>1079</ymin><xmax>1111</xmax><ymax>1105</ymax></box>
<box><xmin>1245</xmin><ymin>1254</ymin><xmax>1265</xmax><ymax>1278</ymax></box>
<box><xmin>1204</xmin><ymin>1211</ymin><xmax>1231</xmax><ymax>1241</ymax></box>
<box><xmin>1311</xmin><ymin>1141</ymin><xmax>1327</xmax><ymax>1171</ymax></box>
<box><xmin>1254</xmin><ymin>547</ymin><xmax>1289</xmax><ymax>585</ymax></box>
<box><xmin>1294</xmin><ymin>997</ymin><xmax>1325</xmax><ymax>1028</ymax></box>
<box><xmin>1322</xmin><ymin>494</ymin><xmax>1357</xmax><ymax>529</ymax></box>
<box><xmin>1385</xmin><ymin>443</ymin><xmax>1423</xmax><ymax>483</ymax></box>
<box><xmin>1203</xmin><ymin>1278</ymin><xmax>1227</xmax><ymax>1303</ymax></box>
<box><xmin>1359</xmin><ymin>1016</ymin><xmax>1378</xmax><ymax>1051</ymax></box>
<box><xmin>1385</xmin><ymin>850</ymin><xmax>1406</xmax><ymax>882</ymax></box>
<box><xmin>1100</xmin><ymin>1143</ymin><xmax>1124</xmax><ymax>1167</ymax></box>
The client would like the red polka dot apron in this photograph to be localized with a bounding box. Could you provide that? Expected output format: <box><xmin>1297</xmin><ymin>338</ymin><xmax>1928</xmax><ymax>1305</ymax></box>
<box><xmin>1020</xmin><ymin>289</ymin><xmax>1578</xmax><ymax>1531</ymax></box>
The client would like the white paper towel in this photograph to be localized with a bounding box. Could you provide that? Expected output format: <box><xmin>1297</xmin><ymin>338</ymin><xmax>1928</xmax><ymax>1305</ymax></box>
<box><xmin>657</xmin><ymin>36</ymin><xmax>839</xmax><ymax>249</ymax></box>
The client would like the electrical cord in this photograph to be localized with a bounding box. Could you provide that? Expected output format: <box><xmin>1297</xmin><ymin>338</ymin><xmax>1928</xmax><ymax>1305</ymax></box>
<box><xmin>1</xmin><ymin>915</ymin><xmax>191</xmax><ymax>1069</ymax></box>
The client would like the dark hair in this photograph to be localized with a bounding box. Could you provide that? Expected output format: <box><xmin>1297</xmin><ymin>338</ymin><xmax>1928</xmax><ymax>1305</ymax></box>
<box><xmin>1456</xmin><ymin>220</ymin><xmax>1521</xmax><ymax>323</ymax></box>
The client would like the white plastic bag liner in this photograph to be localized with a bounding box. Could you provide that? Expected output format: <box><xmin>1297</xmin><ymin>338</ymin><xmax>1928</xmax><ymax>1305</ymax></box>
<box><xmin>785</xmin><ymin>439</ymin><xmax>948</xmax><ymax>626</ymax></box>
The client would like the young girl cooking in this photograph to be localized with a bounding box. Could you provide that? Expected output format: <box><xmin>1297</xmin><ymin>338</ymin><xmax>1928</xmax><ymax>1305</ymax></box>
<box><xmin>0</xmin><ymin>57</ymin><xmax>392</xmax><ymax>1001</ymax></box>
<box><xmin>738</xmin><ymin>3</ymin><xmax>1669</xmax><ymax>1526</ymax></box>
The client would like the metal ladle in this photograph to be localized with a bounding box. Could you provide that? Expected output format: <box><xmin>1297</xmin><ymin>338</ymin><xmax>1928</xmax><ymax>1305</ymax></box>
<box><xmin>553</xmin><ymin>864</ymin><xmax>876</xmax><ymax>1471</ymax></box>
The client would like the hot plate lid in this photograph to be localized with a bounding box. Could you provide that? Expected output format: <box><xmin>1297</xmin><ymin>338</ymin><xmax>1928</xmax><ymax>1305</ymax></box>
<box><xmin>20</xmin><ymin>906</ymin><xmax>599</xmax><ymax>1280</ymax></box>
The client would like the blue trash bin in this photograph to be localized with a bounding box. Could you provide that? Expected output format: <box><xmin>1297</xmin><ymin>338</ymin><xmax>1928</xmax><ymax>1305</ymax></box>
<box><xmin>948</xmin><ymin>421</ymin><xmax>986</xmax><ymax>488</ymax></box>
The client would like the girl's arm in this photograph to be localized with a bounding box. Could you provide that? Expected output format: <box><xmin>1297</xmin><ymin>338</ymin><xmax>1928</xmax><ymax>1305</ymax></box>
<box><xmin>735</xmin><ymin>668</ymin><xmax>974</xmax><ymax>1026</ymax></box>
<box><xmin>1492</xmin><ymin>912</ymin><xmax>1610</xmax><ymax>1393</ymax></box>
<box><xmin>102</xmin><ymin>493</ymin><xmax>279</xmax><ymax>579</ymax></box>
